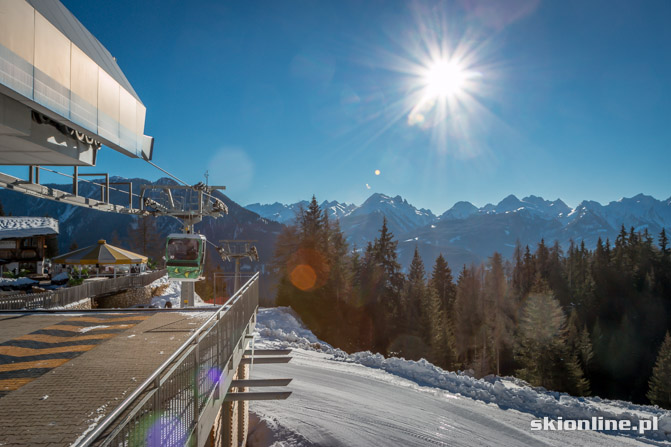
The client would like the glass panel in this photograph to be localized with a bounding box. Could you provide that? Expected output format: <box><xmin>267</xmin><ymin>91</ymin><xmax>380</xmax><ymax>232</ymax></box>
<box><xmin>167</xmin><ymin>238</ymin><xmax>200</xmax><ymax>261</ymax></box>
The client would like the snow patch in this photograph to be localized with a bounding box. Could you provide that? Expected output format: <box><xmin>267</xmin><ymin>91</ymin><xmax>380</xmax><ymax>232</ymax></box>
<box><xmin>148</xmin><ymin>275</ymin><xmax>212</xmax><ymax>308</ymax></box>
<box><xmin>80</xmin><ymin>325</ymin><xmax>109</xmax><ymax>333</ymax></box>
<box><xmin>0</xmin><ymin>277</ymin><xmax>38</xmax><ymax>286</ymax></box>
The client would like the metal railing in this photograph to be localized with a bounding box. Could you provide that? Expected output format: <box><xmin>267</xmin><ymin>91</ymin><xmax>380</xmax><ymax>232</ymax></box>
<box><xmin>77</xmin><ymin>272</ymin><xmax>259</xmax><ymax>447</ymax></box>
<box><xmin>0</xmin><ymin>269</ymin><xmax>167</xmax><ymax>310</ymax></box>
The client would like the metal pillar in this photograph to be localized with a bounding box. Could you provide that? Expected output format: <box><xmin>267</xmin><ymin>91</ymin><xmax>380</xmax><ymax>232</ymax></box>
<box><xmin>73</xmin><ymin>166</ymin><xmax>78</xmax><ymax>196</ymax></box>
<box><xmin>234</xmin><ymin>259</ymin><xmax>240</xmax><ymax>293</ymax></box>
<box><xmin>182</xmin><ymin>281</ymin><xmax>195</xmax><ymax>307</ymax></box>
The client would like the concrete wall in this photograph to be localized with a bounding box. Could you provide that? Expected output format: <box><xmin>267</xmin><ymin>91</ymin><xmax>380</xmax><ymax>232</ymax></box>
<box><xmin>93</xmin><ymin>284</ymin><xmax>152</xmax><ymax>309</ymax></box>
<box><xmin>62</xmin><ymin>297</ymin><xmax>91</xmax><ymax>310</ymax></box>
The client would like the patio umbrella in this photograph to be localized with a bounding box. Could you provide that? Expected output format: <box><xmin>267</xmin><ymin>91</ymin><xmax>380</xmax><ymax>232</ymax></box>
<box><xmin>52</xmin><ymin>240</ymin><xmax>148</xmax><ymax>265</ymax></box>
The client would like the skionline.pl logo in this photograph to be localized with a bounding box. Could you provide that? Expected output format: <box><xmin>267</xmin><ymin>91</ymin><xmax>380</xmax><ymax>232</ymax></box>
<box><xmin>530</xmin><ymin>417</ymin><xmax>659</xmax><ymax>434</ymax></box>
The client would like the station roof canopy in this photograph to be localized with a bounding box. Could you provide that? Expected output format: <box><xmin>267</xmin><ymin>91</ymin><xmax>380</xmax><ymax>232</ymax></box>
<box><xmin>0</xmin><ymin>217</ymin><xmax>59</xmax><ymax>240</ymax></box>
<box><xmin>53</xmin><ymin>239</ymin><xmax>148</xmax><ymax>265</ymax></box>
<box><xmin>0</xmin><ymin>0</ymin><xmax>154</xmax><ymax>164</ymax></box>
<box><xmin>26</xmin><ymin>0</ymin><xmax>141</xmax><ymax>103</ymax></box>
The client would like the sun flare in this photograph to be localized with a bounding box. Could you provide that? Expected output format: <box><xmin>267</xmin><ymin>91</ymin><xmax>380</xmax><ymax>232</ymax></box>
<box><xmin>423</xmin><ymin>60</ymin><xmax>467</xmax><ymax>99</ymax></box>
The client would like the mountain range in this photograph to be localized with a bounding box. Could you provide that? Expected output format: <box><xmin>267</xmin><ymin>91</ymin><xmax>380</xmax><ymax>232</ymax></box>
<box><xmin>247</xmin><ymin>192</ymin><xmax>671</xmax><ymax>269</ymax></box>
<box><xmin>0</xmin><ymin>177</ymin><xmax>669</xmax><ymax>275</ymax></box>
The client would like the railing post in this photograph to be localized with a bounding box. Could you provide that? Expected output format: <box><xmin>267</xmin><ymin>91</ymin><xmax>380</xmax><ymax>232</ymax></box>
<box><xmin>105</xmin><ymin>173</ymin><xmax>110</xmax><ymax>203</ymax></box>
<box><xmin>73</xmin><ymin>166</ymin><xmax>78</xmax><ymax>196</ymax></box>
<box><xmin>153</xmin><ymin>375</ymin><xmax>161</xmax><ymax>443</ymax></box>
<box><xmin>193</xmin><ymin>339</ymin><xmax>200</xmax><ymax>446</ymax></box>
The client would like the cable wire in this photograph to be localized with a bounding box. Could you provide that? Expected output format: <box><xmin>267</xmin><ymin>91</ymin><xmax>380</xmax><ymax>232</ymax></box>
<box><xmin>144</xmin><ymin>160</ymin><xmax>190</xmax><ymax>186</ymax></box>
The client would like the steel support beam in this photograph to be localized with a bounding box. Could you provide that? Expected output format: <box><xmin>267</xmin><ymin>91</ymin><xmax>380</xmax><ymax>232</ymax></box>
<box><xmin>240</xmin><ymin>356</ymin><xmax>291</xmax><ymax>365</ymax></box>
<box><xmin>0</xmin><ymin>171</ymin><xmax>143</xmax><ymax>214</ymax></box>
<box><xmin>224</xmin><ymin>392</ymin><xmax>291</xmax><ymax>402</ymax></box>
<box><xmin>244</xmin><ymin>349</ymin><xmax>292</xmax><ymax>356</ymax></box>
<box><xmin>230</xmin><ymin>378</ymin><xmax>293</xmax><ymax>388</ymax></box>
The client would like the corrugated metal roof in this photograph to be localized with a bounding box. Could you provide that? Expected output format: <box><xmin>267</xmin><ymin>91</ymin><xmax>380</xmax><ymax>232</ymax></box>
<box><xmin>0</xmin><ymin>217</ymin><xmax>59</xmax><ymax>240</ymax></box>
<box><xmin>26</xmin><ymin>0</ymin><xmax>142</xmax><ymax>103</ymax></box>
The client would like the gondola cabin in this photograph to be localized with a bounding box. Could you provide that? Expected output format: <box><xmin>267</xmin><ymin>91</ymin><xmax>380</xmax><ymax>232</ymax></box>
<box><xmin>165</xmin><ymin>234</ymin><xmax>206</xmax><ymax>281</ymax></box>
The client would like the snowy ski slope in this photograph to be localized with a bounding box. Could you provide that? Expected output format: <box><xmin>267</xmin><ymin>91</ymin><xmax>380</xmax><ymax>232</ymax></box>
<box><xmin>248</xmin><ymin>307</ymin><xmax>671</xmax><ymax>447</ymax></box>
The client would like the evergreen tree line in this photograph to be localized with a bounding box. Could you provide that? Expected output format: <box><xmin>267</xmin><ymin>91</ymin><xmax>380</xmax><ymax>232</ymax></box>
<box><xmin>274</xmin><ymin>197</ymin><xmax>671</xmax><ymax>407</ymax></box>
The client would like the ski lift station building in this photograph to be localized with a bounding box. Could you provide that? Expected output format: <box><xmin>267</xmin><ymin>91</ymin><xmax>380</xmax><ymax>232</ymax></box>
<box><xmin>0</xmin><ymin>0</ymin><xmax>153</xmax><ymax>167</ymax></box>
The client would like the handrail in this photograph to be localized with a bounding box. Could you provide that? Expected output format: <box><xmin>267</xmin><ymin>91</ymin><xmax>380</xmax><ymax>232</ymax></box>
<box><xmin>0</xmin><ymin>269</ymin><xmax>167</xmax><ymax>310</ymax></box>
<box><xmin>76</xmin><ymin>272</ymin><xmax>260</xmax><ymax>446</ymax></box>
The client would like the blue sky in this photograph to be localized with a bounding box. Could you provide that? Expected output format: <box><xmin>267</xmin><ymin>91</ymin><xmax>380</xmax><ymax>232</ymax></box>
<box><xmin>53</xmin><ymin>0</ymin><xmax>671</xmax><ymax>214</ymax></box>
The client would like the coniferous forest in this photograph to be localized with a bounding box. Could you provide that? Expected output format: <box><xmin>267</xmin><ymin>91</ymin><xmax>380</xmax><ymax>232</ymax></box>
<box><xmin>274</xmin><ymin>197</ymin><xmax>671</xmax><ymax>408</ymax></box>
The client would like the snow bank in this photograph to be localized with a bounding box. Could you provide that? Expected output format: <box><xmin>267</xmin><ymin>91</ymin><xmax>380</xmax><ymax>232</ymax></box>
<box><xmin>247</xmin><ymin>412</ymin><xmax>315</xmax><ymax>447</ymax></box>
<box><xmin>256</xmin><ymin>307</ymin><xmax>671</xmax><ymax>443</ymax></box>
<box><xmin>256</xmin><ymin>307</ymin><xmax>327</xmax><ymax>348</ymax></box>
<box><xmin>48</xmin><ymin>298</ymin><xmax>91</xmax><ymax>310</ymax></box>
<box><xmin>149</xmin><ymin>276</ymin><xmax>182</xmax><ymax>308</ymax></box>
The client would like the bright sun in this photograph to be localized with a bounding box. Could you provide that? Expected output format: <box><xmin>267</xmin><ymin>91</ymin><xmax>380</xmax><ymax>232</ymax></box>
<box><xmin>423</xmin><ymin>59</ymin><xmax>467</xmax><ymax>99</ymax></box>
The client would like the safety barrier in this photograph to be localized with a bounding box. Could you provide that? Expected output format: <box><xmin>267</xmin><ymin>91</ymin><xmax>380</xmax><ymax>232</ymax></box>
<box><xmin>77</xmin><ymin>272</ymin><xmax>259</xmax><ymax>447</ymax></box>
<box><xmin>0</xmin><ymin>269</ymin><xmax>167</xmax><ymax>310</ymax></box>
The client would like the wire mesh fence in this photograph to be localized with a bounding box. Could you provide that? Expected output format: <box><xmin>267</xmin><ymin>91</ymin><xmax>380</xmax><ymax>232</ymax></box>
<box><xmin>79</xmin><ymin>273</ymin><xmax>259</xmax><ymax>447</ymax></box>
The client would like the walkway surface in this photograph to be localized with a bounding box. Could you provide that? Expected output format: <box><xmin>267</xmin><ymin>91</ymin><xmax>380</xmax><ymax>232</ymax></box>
<box><xmin>0</xmin><ymin>309</ymin><xmax>216</xmax><ymax>447</ymax></box>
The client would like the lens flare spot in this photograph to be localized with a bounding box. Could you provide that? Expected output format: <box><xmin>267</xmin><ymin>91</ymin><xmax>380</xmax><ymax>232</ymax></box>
<box><xmin>199</xmin><ymin>367</ymin><xmax>223</xmax><ymax>387</ymax></box>
<box><xmin>374</xmin><ymin>169</ymin><xmax>381</xmax><ymax>176</ymax></box>
<box><xmin>290</xmin><ymin>264</ymin><xmax>317</xmax><ymax>291</ymax></box>
<box><xmin>131</xmin><ymin>412</ymin><xmax>187</xmax><ymax>447</ymax></box>
<box><xmin>407</xmin><ymin>112</ymin><xmax>425</xmax><ymax>126</ymax></box>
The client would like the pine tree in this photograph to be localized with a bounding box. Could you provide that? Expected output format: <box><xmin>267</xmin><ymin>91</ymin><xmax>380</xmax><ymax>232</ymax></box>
<box><xmin>403</xmin><ymin>247</ymin><xmax>429</xmax><ymax>339</ymax></box>
<box><xmin>454</xmin><ymin>265</ymin><xmax>486</xmax><ymax>372</ymax></box>
<box><xmin>129</xmin><ymin>216</ymin><xmax>162</xmax><ymax>260</ymax></box>
<box><xmin>522</xmin><ymin>245</ymin><xmax>535</xmax><ymax>296</ymax></box>
<box><xmin>567</xmin><ymin>309</ymin><xmax>594</xmax><ymax>372</ymax></box>
<box><xmin>429</xmin><ymin>254</ymin><xmax>456</xmax><ymax>313</ymax></box>
<box><xmin>660</xmin><ymin>229</ymin><xmax>669</xmax><ymax>257</ymax></box>
<box><xmin>515</xmin><ymin>292</ymin><xmax>589</xmax><ymax>395</ymax></box>
<box><xmin>361</xmin><ymin>217</ymin><xmax>404</xmax><ymax>353</ymax></box>
<box><xmin>647</xmin><ymin>332</ymin><xmax>671</xmax><ymax>409</ymax></box>
<box><xmin>301</xmin><ymin>195</ymin><xmax>323</xmax><ymax>237</ymax></box>
<box><xmin>372</xmin><ymin>217</ymin><xmax>404</xmax><ymax>295</ymax></box>
<box><xmin>327</xmin><ymin>219</ymin><xmax>350</xmax><ymax>305</ymax></box>
<box><xmin>485</xmin><ymin>252</ymin><xmax>514</xmax><ymax>375</ymax></box>
<box><xmin>428</xmin><ymin>286</ymin><xmax>457</xmax><ymax>369</ymax></box>
<box><xmin>536</xmin><ymin>239</ymin><xmax>550</xmax><ymax>280</ymax></box>
<box><xmin>110</xmin><ymin>230</ymin><xmax>123</xmax><ymax>247</ymax></box>
<box><xmin>512</xmin><ymin>240</ymin><xmax>524</xmax><ymax>296</ymax></box>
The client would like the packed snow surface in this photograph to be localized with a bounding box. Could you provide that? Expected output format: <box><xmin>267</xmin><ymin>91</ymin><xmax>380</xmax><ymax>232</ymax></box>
<box><xmin>250</xmin><ymin>307</ymin><xmax>671</xmax><ymax>446</ymax></box>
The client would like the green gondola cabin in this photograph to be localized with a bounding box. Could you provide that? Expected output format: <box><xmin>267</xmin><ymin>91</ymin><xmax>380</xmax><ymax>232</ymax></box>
<box><xmin>165</xmin><ymin>233</ymin><xmax>206</xmax><ymax>281</ymax></box>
